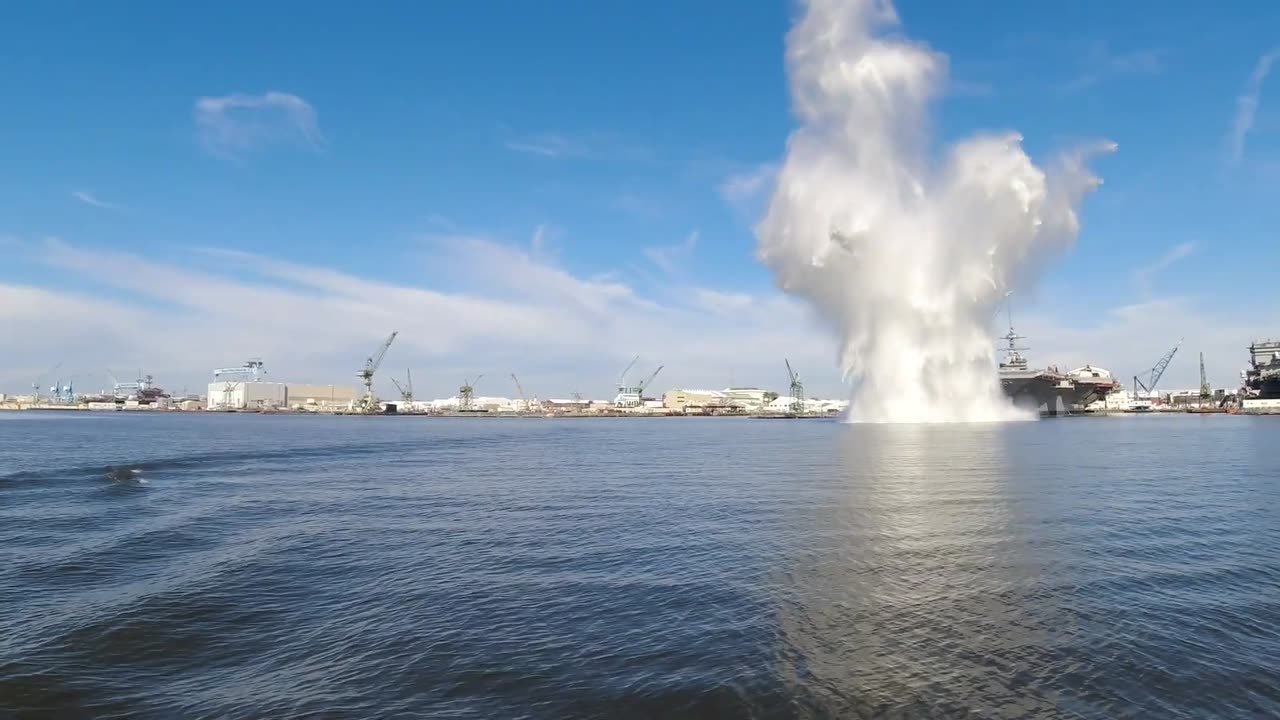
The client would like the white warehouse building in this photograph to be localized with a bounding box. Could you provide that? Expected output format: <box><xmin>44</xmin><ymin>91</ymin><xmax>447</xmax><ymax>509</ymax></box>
<box><xmin>207</xmin><ymin>381</ymin><xmax>288</xmax><ymax>410</ymax></box>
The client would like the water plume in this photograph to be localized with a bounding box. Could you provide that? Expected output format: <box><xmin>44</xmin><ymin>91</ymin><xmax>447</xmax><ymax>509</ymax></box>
<box><xmin>757</xmin><ymin>0</ymin><xmax>1112</xmax><ymax>423</ymax></box>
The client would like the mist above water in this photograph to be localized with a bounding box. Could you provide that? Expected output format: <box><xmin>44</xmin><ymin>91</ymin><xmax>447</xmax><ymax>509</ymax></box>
<box><xmin>757</xmin><ymin>0</ymin><xmax>1112</xmax><ymax>423</ymax></box>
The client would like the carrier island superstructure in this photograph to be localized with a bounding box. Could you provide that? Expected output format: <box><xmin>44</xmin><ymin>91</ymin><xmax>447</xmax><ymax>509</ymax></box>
<box><xmin>1241</xmin><ymin>339</ymin><xmax>1280</xmax><ymax>414</ymax></box>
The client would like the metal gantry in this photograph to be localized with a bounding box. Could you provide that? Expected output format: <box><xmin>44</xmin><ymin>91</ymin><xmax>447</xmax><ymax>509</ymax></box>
<box><xmin>614</xmin><ymin>356</ymin><xmax>662</xmax><ymax>408</ymax></box>
<box><xmin>214</xmin><ymin>358</ymin><xmax>266</xmax><ymax>383</ymax></box>
<box><xmin>1133</xmin><ymin>339</ymin><xmax>1181</xmax><ymax>401</ymax></box>
<box><xmin>1199</xmin><ymin>352</ymin><xmax>1211</xmax><ymax>402</ymax></box>
<box><xmin>786</xmin><ymin>359</ymin><xmax>805</xmax><ymax>415</ymax></box>
<box><xmin>459</xmin><ymin>373</ymin><xmax>484</xmax><ymax>411</ymax></box>
<box><xmin>357</xmin><ymin>331</ymin><xmax>398</xmax><ymax>412</ymax></box>
<box><xmin>511</xmin><ymin>373</ymin><xmax>541</xmax><ymax>413</ymax></box>
<box><xmin>390</xmin><ymin>369</ymin><xmax>414</xmax><ymax>404</ymax></box>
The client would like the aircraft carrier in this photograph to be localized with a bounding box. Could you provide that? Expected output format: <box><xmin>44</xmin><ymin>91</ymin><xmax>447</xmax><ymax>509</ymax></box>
<box><xmin>1241</xmin><ymin>339</ymin><xmax>1280</xmax><ymax>414</ymax></box>
<box><xmin>998</xmin><ymin>326</ymin><xmax>1118</xmax><ymax>415</ymax></box>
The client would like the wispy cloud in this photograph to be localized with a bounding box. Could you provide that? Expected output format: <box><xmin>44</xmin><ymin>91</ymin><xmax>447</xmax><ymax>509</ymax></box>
<box><xmin>642</xmin><ymin>231</ymin><xmax>698</xmax><ymax>274</ymax></box>
<box><xmin>1229</xmin><ymin>48</ymin><xmax>1280</xmax><ymax>164</ymax></box>
<box><xmin>1021</xmin><ymin>294</ymin><xmax>1276</xmax><ymax>390</ymax></box>
<box><xmin>503</xmin><ymin>133</ymin><xmax>585</xmax><ymax>158</ymax></box>
<box><xmin>612</xmin><ymin>192</ymin><xmax>663</xmax><ymax>220</ymax></box>
<box><xmin>1132</xmin><ymin>241</ymin><xmax>1196</xmax><ymax>298</ymax></box>
<box><xmin>194</xmin><ymin>91</ymin><xmax>324</xmax><ymax>158</ymax></box>
<box><xmin>719</xmin><ymin>163</ymin><xmax>777</xmax><ymax>213</ymax></box>
<box><xmin>70</xmin><ymin>191</ymin><xmax>121</xmax><ymax>210</ymax></box>
<box><xmin>1059</xmin><ymin>45</ymin><xmax>1164</xmax><ymax>94</ymax></box>
<box><xmin>502</xmin><ymin>131</ymin><xmax>653</xmax><ymax>164</ymax></box>
<box><xmin>1</xmin><ymin>233</ymin><xmax>837</xmax><ymax>400</ymax></box>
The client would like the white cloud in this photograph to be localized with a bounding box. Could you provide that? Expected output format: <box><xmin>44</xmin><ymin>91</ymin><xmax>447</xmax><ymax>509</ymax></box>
<box><xmin>71</xmin><ymin>191</ymin><xmax>121</xmax><ymax>210</ymax></box>
<box><xmin>1132</xmin><ymin>240</ymin><xmax>1196</xmax><ymax>297</ymax></box>
<box><xmin>0</xmin><ymin>234</ymin><xmax>840</xmax><ymax>401</ymax></box>
<box><xmin>194</xmin><ymin>91</ymin><xmax>324</xmax><ymax>157</ymax></box>
<box><xmin>1020</xmin><ymin>295</ymin><xmax>1275</xmax><ymax>391</ymax></box>
<box><xmin>1229</xmin><ymin>48</ymin><xmax>1280</xmax><ymax>163</ymax></box>
<box><xmin>692</xmin><ymin>288</ymin><xmax>755</xmax><ymax>316</ymax></box>
<box><xmin>642</xmin><ymin>230</ymin><xmax>698</xmax><ymax>274</ymax></box>
<box><xmin>503</xmin><ymin>133</ymin><xmax>584</xmax><ymax>158</ymax></box>
<box><xmin>719</xmin><ymin>163</ymin><xmax>777</xmax><ymax>213</ymax></box>
<box><xmin>1059</xmin><ymin>44</ymin><xmax>1164</xmax><ymax>94</ymax></box>
<box><xmin>503</xmin><ymin>131</ymin><xmax>652</xmax><ymax>164</ymax></box>
<box><xmin>7</xmin><ymin>235</ymin><xmax>1271</xmax><ymax>402</ymax></box>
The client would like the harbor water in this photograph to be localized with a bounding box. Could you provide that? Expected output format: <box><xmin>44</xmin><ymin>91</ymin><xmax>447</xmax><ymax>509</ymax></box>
<box><xmin>2</xmin><ymin>413</ymin><xmax>1278</xmax><ymax>719</ymax></box>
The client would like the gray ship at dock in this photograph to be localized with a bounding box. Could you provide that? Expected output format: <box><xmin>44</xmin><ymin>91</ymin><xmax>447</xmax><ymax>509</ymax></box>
<box><xmin>1240</xmin><ymin>339</ymin><xmax>1280</xmax><ymax>414</ymax></box>
<box><xmin>998</xmin><ymin>327</ymin><xmax>1117</xmax><ymax>415</ymax></box>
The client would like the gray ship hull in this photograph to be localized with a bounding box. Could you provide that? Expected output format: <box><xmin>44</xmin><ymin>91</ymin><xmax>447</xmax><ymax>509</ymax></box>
<box><xmin>1000</xmin><ymin>372</ymin><xmax>1072</xmax><ymax>415</ymax></box>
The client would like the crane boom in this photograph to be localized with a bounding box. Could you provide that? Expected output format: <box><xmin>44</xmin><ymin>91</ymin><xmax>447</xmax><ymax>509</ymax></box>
<box><xmin>389</xmin><ymin>370</ymin><xmax>414</xmax><ymax>403</ymax></box>
<box><xmin>1148</xmin><ymin>339</ymin><xmax>1180</xmax><ymax>391</ymax></box>
<box><xmin>1199</xmin><ymin>352</ymin><xmax>1211</xmax><ymax>400</ymax></box>
<box><xmin>368</xmin><ymin>332</ymin><xmax>398</xmax><ymax>374</ymax></box>
<box><xmin>1135</xmin><ymin>339</ymin><xmax>1181</xmax><ymax>394</ymax></box>
<box><xmin>357</xmin><ymin>330</ymin><xmax>399</xmax><ymax>411</ymax></box>
<box><xmin>511</xmin><ymin>373</ymin><xmax>528</xmax><ymax>402</ymax></box>
<box><xmin>785</xmin><ymin>358</ymin><xmax>805</xmax><ymax>415</ymax></box>
<box><xmin>638</xmin><ymin>365</ymin><xmax>663</xmax><ymax>392</ymax></box>
<box><xmin>619</xmin><ymin>356</ymin><xmax>639</xmax><ymax>386</ymax></box>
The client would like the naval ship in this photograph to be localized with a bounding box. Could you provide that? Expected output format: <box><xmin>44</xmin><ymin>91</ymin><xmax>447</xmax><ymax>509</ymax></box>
<box><xmin>1241</xmin><ymin>339</ymin><xmax>1280</xmax><ymax>414</ymax></box>
<box><xmin>998</xmin><ymin>326</ymin><xmax>1118</xmax><ymax>414</ymax></box>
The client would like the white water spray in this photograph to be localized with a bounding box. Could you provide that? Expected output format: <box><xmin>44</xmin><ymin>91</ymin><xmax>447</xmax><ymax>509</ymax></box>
<box><xmin>757</xmin><ymin>0</ymin><xmax>1112</xmax><ymax>423</ymax></box>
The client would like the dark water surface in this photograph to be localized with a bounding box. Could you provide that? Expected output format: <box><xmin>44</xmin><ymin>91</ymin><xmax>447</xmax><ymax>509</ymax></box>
<box><xmin>2</xmin><ymin>413</ymin><xmax>1278</xmax><ymax>719</ymax></box>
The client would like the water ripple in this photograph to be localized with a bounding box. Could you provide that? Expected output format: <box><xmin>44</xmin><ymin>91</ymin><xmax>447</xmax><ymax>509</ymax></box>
<box><xmin>1</xmin><ymin>414</ymin><xmax>1278</xmax><ymax>718</ymax></box>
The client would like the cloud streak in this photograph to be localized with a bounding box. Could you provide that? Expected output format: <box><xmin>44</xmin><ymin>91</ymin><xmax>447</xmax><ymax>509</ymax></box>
<box><xmin>503</xmin><ymin>133</ymin><xmax>585</xmax><ymax>158</ymax></box>
<box><xmin>71</xmin><ymin>191</ymin><xmax>121</xmax><ymax>210</ymax></box>
<box><xmin>194</xmin><ymin>91</ymin><xmax>324</xmax><ymax>158</ymax></box>
<box><xmin>1133</xmin><ymin>240</ymin><xmax>1196</xmax><ymax>297</ymax></box>
<box><xmin>1059</xmin><ymin>44</ymin><xmax>1164</xmax><ymax>94</ymax></box>
<box><xmin>718</xmin><ymin>163</ymin><xmax>777</xmax><ymax>213</ymax></box>
<box><xmin>642</xmin><ymin>231</ymin><xmax>698</xmax><ymax>274</ymax></box>
<box><xmin>1229</xmin><ymin>48</ymin><xmax>1280</xmax><ymax>164</ymax></box>
<box><xmin>0</xmin><ymin>234</ymin><xmax>837</xmax><ymax>401</ymax></box>
<box><xmin>1022</xmin><ymin>295</ymin><xmax>1275</xmax><ymax>391</ymax></box>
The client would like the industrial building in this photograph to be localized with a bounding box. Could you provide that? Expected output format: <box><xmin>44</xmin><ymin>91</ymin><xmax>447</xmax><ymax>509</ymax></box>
<box><xmin>205</xmin><ymin>360</ymin><xmax>357</xmax><ymax>411</ymax></box>
<box><xmin>662</xmin><ymin>389</ymin><xmax>729</xmax><ymax>412</ymax></box>
<box><xmin>207</xmin><ymin>381</ymin><xmax>287</xmax><ymax>410</ymax></box>
<box><xmin>662</xmin><ymin>387</ymin><xmax>774</xmax><ymax>413</ymax></box>
<box><xmin>723</xmin><ymin>387</ymin><xmax>770</xmax><ymax>411</ymax></box>
<box><xmin>286</xmin><ymin>384</ymin><xmax>359</xmax><ymax>411</ymax></box>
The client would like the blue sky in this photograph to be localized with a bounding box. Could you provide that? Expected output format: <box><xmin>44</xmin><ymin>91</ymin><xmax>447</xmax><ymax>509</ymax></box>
<box><xmin>2</xmin><ymin>0</ymin><xmax>1278</xmax><ymax>399</ymax></box>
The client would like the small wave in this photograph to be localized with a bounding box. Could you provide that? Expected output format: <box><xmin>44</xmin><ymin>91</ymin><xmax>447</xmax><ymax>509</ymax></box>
<box><xmin>0</xmin><ymin>437</ymin><xmax>465</xmax><ymax>487</ymax></box>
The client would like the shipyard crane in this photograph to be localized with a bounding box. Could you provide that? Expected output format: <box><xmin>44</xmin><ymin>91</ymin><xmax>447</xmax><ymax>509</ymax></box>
<box><xmin>636</xmin><ymin>366</ymin><xmax>663</xmax><ymax>396</ymax></box>
<box><xmin>511</xmin><ymin>373</ymin><xmax>536</xmax><ymax>413</ymax></box>
<box><xmin>216</xmin><ymin>380</ymin><xmax>242</xmax><ymax>410</ymax></box>
<box><xmin>786</xmin><ymin>359</ymin><xmax>805</xmax><ymax>415</ymax></box>
<box><xmin>617</xmin><ymin>355</ymin><xmax>639</xmax><ymax>394</ymax></box>
<box><xmin>614</xmin><ymin>356</ymin><xmax>664</xmax><ymax>408</ymax></box>
<box><xmin>357</xmin><ymin>331</ymin><xmax>398</xmax><ymax>412</ymax></box>
<box><xmin>213</xmin><ymin>358</ymin><xmax>266</xmax><ymax>383</ymax></box>
<box><xmin>390</xmin><ymin>370</ymin><xmax>415</xmax><ymax>404</ymax></box>
<box><xmin>32</xmin><ymin>361</ymin><xmax>63</xmax><ymax>402</ymax></box>
<box><xmin>459</xmin><ymin>373</ymin><xmax>484</xmax><ymax>411</ymax></box>
<box><xmin>1133</xmin><ymin>339</ymin><xmax>1181</xmax><ymax>402</ymax></box>
<box><xmin>1199</xmin><ymin>352</ymin><xmax>1212</xmax><ymax>404</ymax></box>
<box><xmin>106</xmin><ymin>368</ymin><xmax>155</xmax><ymax>399</ymax></box>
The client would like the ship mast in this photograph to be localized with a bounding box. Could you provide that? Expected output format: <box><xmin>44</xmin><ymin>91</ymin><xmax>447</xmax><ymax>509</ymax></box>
<box><xmin>1000</xmin><ymin>293</ymin><xmax>1029</xmax><ymax>369</ymax></box>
